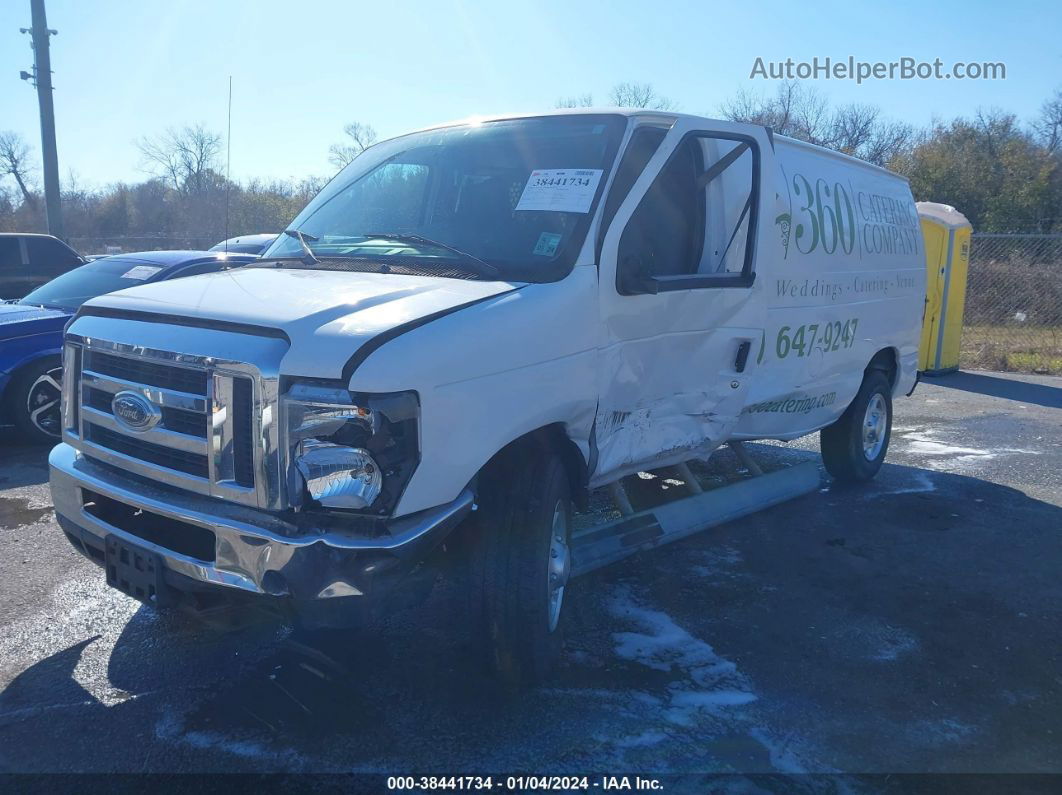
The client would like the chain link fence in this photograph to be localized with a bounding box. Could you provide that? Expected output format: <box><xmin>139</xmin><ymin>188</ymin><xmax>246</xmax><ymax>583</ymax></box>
<box><xmin>962</xmin><ymin>234</ymin><xmax>1062</xmax><ymax>375</ymax></box>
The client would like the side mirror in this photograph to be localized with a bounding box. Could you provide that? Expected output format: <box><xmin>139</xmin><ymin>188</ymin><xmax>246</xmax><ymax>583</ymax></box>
<box><xmin>618</xmin><ymin>253</ymin><xmax>659</xmax><ymax>295</ymax></box>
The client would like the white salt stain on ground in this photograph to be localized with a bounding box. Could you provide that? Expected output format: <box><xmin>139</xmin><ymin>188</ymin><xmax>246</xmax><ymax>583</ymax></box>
<box><xmin>155</xmin><ymin>710</ymin><xmax>313</xmax><ymax>769</ymax></box>
<box><xmin>906</xmin><ymin>717</ymin><xmax>978</xmax><ymax>746</ymax></box>
<box><xmin>691</xmin><ymin>546</ymin><xmax>744</xmax><ymax>578</ymax></box>
<box><xmin>869</xmin><ymin>470</ymin><xmax>937</xmax><ymax>497</ymax></box>
<box><xmin>608</xmin><ymin>586</ymin><xmax>756</xmax><ymax>726</ymax></box>
<box><xmin>748</xmin><ymin>727</ymin><xmax>811</xmax><ymax>774</ymax></box>
<box><xmin>601</xmin><ymin>586</ymin><xmax>823</xmax><ymax>772</ymax></box>
<box><xmin>898</xmin><ymin>428</ymin><xmax>1040</xmax><ymax>472</ymax></box>
<box><xmin>613</xmin><ymin>730</ymin><xmax>670</xmax><ymax>748</ymax></box>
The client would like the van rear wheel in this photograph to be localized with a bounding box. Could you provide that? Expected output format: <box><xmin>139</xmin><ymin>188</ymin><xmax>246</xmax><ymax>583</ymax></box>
<box><xmin>820</xmin><ymin>370</ymin><xmax>893</xmax><ymax>483</ymax></box>
<box><xmin>477</xmin><ymin>445</ymin><xmax>572</xmax><ymax>687</ymax></box>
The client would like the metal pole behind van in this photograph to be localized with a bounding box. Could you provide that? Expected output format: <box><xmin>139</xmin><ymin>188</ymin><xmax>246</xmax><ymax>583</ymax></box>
<box><xmin>28</xmin><ymin>0</ymin><xmax>64</xmax><ymax>240</ymax></box>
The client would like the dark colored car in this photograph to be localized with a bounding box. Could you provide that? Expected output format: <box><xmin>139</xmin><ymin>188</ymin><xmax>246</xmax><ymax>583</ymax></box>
<box><xmin>0</xmin><ymin>250</ymin><xmax>257</xmax><ymax>443</ymax></box>
<box><xmin>0</xmin><ymin>233</ymin><xmax>86</xmax><ymax>299</ymax></box>
<box><xmin>209</xmin><ymin>233</ymin><xmax>278</xmax><ymax>255</ymax></box>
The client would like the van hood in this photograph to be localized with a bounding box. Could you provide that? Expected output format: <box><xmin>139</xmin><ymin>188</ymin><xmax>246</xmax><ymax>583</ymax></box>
<box><xmin>80</xmin><ymin>267</ymin><xmax>521</xmax><ymax>380</ymax></box>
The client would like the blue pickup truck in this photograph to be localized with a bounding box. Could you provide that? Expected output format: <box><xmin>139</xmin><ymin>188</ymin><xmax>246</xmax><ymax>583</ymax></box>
<box><xmin>1</xmin><ymin>250</ymin><xmax>257</xmax><ymax>443</ymax></box>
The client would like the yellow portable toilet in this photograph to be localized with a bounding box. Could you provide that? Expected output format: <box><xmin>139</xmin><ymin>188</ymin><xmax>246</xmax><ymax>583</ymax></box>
<box><xmin>917</xmin><ymin>202</ymin><xmax>972</xmax><ymax>375</ymax></box>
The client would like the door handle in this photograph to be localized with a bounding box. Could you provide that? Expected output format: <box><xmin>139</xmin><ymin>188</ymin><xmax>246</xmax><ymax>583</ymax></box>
<box><xmin>734</xmin><ymin>341</ymin><xmax>751</xmax><ymax>373</ymax></box>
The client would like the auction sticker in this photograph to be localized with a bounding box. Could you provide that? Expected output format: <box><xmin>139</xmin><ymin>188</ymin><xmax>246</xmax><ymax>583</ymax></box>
<box><xmin>516</xmin><ymin>169</ymin><xmax>603</xmax><ymax>213</ymax></box>
<box><xmin>121</xmin><ymin>265</ymin><xmax>164</xmax><ymax>280</ymax></box>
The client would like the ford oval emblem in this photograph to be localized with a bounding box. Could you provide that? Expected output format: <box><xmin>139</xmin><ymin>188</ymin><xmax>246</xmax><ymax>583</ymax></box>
<box><xmin>111</xmin><ymin>390</ymin><xmax>162</xmax><ymax>433</ymax></box>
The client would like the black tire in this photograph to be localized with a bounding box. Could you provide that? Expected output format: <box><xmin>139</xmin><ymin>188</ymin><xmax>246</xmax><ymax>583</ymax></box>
<box><xmin>6</xmin><ymin>357</ymin><xmax>63</xmax><ymax>445</ymax></box>
<box><xmin>476</xmin><ymin>444</ymin><xmax>572</xmax><ymax>687</ymax></box>
<box><xmin>820</xmin><ymin>370</ymin><xmax>893</xmax><ymax>483</ymax></box>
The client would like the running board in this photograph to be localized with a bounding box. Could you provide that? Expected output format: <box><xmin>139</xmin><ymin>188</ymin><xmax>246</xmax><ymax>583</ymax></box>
<box><xmin>570</xmin><ymin>462</ymin><xmax>821</xmax><ymax>577</ymax></box>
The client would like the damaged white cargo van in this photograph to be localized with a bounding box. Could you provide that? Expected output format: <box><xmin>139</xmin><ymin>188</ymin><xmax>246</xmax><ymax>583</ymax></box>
<box><xmin>50</xmin><ymin>110</ymin><xmax>924</xmax><ymax>682</ymax></box>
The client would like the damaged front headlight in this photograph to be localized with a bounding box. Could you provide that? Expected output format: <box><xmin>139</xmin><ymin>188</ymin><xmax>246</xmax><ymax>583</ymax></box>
<box><xmin>296</xmin><ymin>440</ymin><xmax>382</xmax><ymax>509</ymax></box>
<box><xmin>284</xmin><ymin>383</ymin><xmax>419</xmax><ymax>514</ymax></box>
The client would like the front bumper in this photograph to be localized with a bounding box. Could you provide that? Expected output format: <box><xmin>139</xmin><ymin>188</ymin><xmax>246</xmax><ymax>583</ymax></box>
<box><xmin>49</xmin><ymin>443</ymin><xmax>473</xmax><ymax>607</ymax></box>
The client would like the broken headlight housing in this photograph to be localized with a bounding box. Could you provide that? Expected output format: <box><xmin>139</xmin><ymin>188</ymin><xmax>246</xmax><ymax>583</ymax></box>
<box><xmin>284</xmin><ymin>383</ymin><xmax>419</xmax><ymax>515</ymax></box>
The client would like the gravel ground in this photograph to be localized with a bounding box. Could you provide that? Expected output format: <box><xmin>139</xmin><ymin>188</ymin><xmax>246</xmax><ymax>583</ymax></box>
<box><xmin>0</xmin><ymin>369</ymin><xmax>1059</xmax><ymax>779</ymax></box>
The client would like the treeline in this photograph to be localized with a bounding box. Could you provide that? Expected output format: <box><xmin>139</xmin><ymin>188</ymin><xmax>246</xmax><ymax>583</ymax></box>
<box><xmin>0</xmin><ymin>124</ymin><xmax>331</xmax><ymax>252</ymax></box>
<box><xmin>715</xmin><ymin>81</ymin><xmax>1060</xmax><ymax>233</ymax></box>
<box><xmin>1</xmin><ymin>81</ymin><xmax>1060</xmax><ymax>251</ymax></box>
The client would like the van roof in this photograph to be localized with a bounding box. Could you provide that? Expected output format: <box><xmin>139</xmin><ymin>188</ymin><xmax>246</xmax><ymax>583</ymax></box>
<box><xmin>398</xmin><ymin>108</ymin><xmax>908</xmax><ymax>181</ymax></box>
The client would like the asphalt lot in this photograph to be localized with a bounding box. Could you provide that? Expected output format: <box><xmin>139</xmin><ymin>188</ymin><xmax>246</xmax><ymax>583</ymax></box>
<box><xmin>0</xmin><ymin>370</ymin><xmax>1059</xmax><ymax>778</ymax></box>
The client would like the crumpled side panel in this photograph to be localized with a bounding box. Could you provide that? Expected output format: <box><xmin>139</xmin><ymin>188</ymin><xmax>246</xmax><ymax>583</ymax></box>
<box><xmin>592</xmin><ymin>333</ymin><xmax>748</xmax><ymax>486</ymax></box>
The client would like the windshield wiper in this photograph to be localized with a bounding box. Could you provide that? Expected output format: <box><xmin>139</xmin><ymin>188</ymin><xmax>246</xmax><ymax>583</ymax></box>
<box><xmin>361</xmin><ymin>233</ymin><xmax>500</xmax><ymax>278</ymax></box>
<box><xmin>283</xmin><ymin>228</ymin><xmax>320</xmax><ymax>264</ymax></box>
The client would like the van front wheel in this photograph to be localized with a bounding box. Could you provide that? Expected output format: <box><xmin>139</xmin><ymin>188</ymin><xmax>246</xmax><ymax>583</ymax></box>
<box><xmin>478</xmin><ymin>446</ymin><xmax>572</xmax><ymax>687</ymax></box>
<box><xmin>820</xmin><ymin>371</ymin><xmax>893</xmax><ymax>482</ymax></box>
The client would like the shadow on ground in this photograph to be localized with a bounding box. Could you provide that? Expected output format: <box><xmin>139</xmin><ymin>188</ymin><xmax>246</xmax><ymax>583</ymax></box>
<box><xmin>0</xmin><ymin>430</ymin><xmax>50</xmax><ymax>490</ymax></box>
<box><xmin>1</xmin><ymin>450</ymin><xmax>1060</xmax><ymax>774</ymax></box>
<box><xmin>928</xmin><ymin>371</ymin><xmax>1062</xmax><ymax>409</ymax></box>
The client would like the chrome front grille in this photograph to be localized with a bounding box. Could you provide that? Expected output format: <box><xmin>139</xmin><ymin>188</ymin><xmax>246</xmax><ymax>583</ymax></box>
<box><xmin>84</xmin><ymin>422</ymin><xmax>210</xmax><ymax>477</ymax></box>
<box><xmin>79</xmin><ymin>350</ymin><xmax>216</xmax><ymax>483</ymax></box>
<box><xmin>85</xmin><ymin>349</ymin><xmax>210</xmax><ymax>395</ymax></box>
<box><xmin>63</xmin><ymin>332</ymin><xmax>285</xmax><ymax>510</ymax></box>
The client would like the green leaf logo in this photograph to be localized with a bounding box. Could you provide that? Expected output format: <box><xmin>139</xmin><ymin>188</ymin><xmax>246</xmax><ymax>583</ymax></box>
<box><xmin>775</xmin><ymin>212</ymin><xmax>792</xmax><ymax>259</ymax></box>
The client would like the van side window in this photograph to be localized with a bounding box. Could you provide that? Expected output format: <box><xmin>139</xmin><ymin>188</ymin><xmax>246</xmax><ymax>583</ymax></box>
<box><xmin>617</xmin><ymin>133</ymin><xmax>758</xmax><ymax>294</ymax></box>
<box><xmin>598</xmin><ymin>127</ymin><xmax>668</xmax><ymax>247</ymax></box>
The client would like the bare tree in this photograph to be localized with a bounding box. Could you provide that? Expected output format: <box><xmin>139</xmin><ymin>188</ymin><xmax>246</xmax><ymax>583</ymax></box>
<box><xmin>830</xmin><ymin>104</ymin><xmax>879</xmax><ymax>151</ymax></box>
<box><xmin>608</xmin><ymin>82</ymin><xmax>677</xmax><ymax>111</ymax></box>
<box><xmin>859</xmin><ymin>119</ymin><xmax>916</xmax><ymax>167</ymax></box>
<box><xmin>0</xmin><ymin>184</ymin><xmax>15</xmax><ymax>230</ymax></box>
<box><xmin>555</xmin><ymin>94</ymin><xmax>594</xmax><ymax>108</ymax></box>
<box><xmin>328</xmin><ymin>122</ymin><xmax>378</xmax><ymax>169</ymax></box>
<box><xmin>720</xmin><ymin>81</ymin><xmax>806</xmax><ymax>133</ymax></box>
<box><xmin>719</xmin><ymin>81</ymin><xmax>913</xmax><ymax>166</ymax></box>
<box><xmin>719</xmin><ymin>88</ymin><xmax>779</xmax><ymax>129</ymax></box>
<box><xmin>137</xmin><ymin>124</ymin><xmax>223</xmax><ymax>193</ymax></box>
<box><xmin>0</xmin><ymin>131</ymin><xmax>37</xmax><ymax>207</ymax></box>
<box><xmin>1033</xmin><ymin>87</ymin><xmax>1062</xmax><ymax>154</ymax></box>
<box><xmin>791</xmin><ymin>88</ymin><xmax>832</xmax><ymax>143</ymax></box>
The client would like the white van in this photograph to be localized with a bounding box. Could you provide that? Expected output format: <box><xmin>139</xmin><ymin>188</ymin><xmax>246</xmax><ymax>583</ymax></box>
<box><xmin>49</xmin><ymin>110</ymin><xmax>924</xmax><ymax>683</ymax></box>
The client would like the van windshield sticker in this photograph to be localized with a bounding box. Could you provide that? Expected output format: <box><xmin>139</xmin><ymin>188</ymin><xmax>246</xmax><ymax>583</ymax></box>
<box><xmin>121</xmin><ymin>265</ymin><xmax>163</xmax><ymax>280</ymax></box>
<box><xmin>515</xmin><ymin>168</ymin><xmax>603</xmax><ymax>214</ymax></box>
<box><xmin>532</xmin><ymin>232</ymin><xmax>562</xmax><ymax>257</ymax></box>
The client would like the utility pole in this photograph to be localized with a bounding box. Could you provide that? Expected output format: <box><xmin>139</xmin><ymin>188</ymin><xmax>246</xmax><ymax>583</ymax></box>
<box><xmin>20</xmin><ymin>0</ymin><xmax>63</xmax><ymax>239</ymax></box>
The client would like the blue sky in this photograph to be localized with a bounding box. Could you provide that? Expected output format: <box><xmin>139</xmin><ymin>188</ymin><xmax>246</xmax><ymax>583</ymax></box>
<box><xmin>1</xmin><ymin>0</ymin><xmax>1059</xmax><ymax>187</ymax></box>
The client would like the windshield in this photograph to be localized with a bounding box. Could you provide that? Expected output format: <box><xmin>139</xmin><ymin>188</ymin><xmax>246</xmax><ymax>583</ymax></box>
<box><xmin>209</xmin><ymin>237</ymin><xmax>275</xmax><ymax>254</ymax></box>
<box><xmin>262</xmin><ymin>115</ymin><xmax>626</xmax><ymax>281</ymax></box>
<box><xmin>19</xmin><ymin>258</ymin><xmax>166</xmax><ymax>311</ymax></box>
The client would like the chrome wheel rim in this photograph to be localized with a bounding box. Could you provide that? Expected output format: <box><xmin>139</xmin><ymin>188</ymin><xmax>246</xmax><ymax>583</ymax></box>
<box><xmin>862</xmin><ymin>393</ymin><xmax>887</xmax><ymax>461</ymax></box>
<box><xmin>546</xmin><ymin>500</ymin><xmax>571</xmax><ymax>633</ymax></box>
<box><xmin>27</xmin><ymin>366</ymin><xmax>63</xmax><ymax>439</ymax></box>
